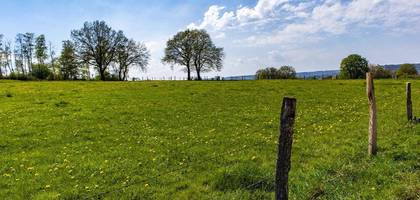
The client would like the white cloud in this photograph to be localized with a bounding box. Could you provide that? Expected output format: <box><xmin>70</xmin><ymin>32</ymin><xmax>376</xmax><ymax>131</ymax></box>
<box><xmin>190</xmin><ymin>0</ymin><xmax>420</xmax><ymax>46</ymax></box>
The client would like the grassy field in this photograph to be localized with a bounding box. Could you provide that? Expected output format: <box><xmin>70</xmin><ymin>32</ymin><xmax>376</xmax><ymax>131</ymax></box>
<box><xmin>0</xmin><ymin>80</ymin><xmax>418</xmax><ymax>199</ymax></box>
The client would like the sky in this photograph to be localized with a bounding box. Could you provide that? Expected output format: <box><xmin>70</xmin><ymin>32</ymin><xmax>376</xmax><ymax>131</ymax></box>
<box><xmin>1</xmin><ymin>0</ymin><xmax>420</xmax><ymax>78</ymax></box>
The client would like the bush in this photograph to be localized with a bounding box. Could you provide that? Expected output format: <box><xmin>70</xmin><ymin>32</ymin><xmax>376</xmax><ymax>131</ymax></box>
<box><xmin>370</xmin><ymin>64</ymin><xmax>392</xmax><ymax>79</ymax></box>
<box><xmin>31</xmin><ymin>64</ymin><xmax>52</xmax><ymax>80</ymax></box>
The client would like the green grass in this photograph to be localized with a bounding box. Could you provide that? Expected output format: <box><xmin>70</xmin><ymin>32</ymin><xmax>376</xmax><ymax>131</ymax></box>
<box><xmin>0</xmin><ymin>80</ymin><xmax>418</xmax><ymax>199</ymax></box>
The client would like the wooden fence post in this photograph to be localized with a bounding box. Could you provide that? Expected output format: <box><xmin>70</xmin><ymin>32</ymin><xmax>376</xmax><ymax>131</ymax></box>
<box><xmin>407</xmin><ymin>82</ymin><xmax>413</xmax><ymax>121</ymax></box>
<box><xmin>366</xmin><ymin>72</ymin><xmax>377</xmax><ymax>156</ymax></box>
<box><xmin>275</xmin><ymin>97</ymin><xmax>296</xmax><ymax>200</ymax></box>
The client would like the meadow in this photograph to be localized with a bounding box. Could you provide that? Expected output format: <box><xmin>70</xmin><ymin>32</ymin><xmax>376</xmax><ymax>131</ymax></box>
<box><xmin>0</xmin><ymin>80</ymin><xmax>418</xmax><ymax>200</ymax></box>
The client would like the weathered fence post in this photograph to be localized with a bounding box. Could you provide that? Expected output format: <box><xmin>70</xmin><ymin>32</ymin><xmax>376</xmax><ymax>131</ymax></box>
<box><xmin>407</xmin><ymin>82</ymin><xmax>413</xmax><ymax>121</ymax></box>
<box><xmin>275</xmin><ymin>97</ymin><xmax>296</xmax><ymax>200</ymax></box>
<box><xmin>366</xmin><ymin>72</ymin><xmax>377</xmax><ymax>156</ymax></box>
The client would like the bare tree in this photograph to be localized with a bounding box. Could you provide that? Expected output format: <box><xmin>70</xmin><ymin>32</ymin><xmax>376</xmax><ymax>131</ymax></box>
<box><xmin>71</xmin><ymin>21</ymin><xmax>124</xmax><ymax>81</ymax></box>
<box><xmin>115</xmin><ymin>37</ymin><xmax>149</xmax><ymax>81</ymax></box>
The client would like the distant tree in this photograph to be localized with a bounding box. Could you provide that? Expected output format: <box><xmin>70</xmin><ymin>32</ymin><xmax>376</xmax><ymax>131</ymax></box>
<box><xmin>48</xmin><ymin>42</ymin><xmax>58</xmax><ymax>79</ymax></box>
<box><xmin>71</xmin><ymin>21</ymin><xmax>125</xmax><ymax>81</ymax></box>
<box><xmin>256</xmin><ymin>66</ymin><xmax>296</xmax><ymax>79</ymax></box>
<box><xmin>15</xmin><ymin>34</ymin><xmax>26</xmax><ymax>75</ymax></box>
<box><xmin>35</xmin><ymin>34</ymin><xmax>48</xmax><ymax>64</ymax></box>
<box><xmin>397</xmin><ymin>63</ymin><xmax>418</xmax><ymax>78</ymax></box>
<box><xmin>115</xmin><ymin>37</ymin><xmax>150</xmax><ymax>81</ymax></box>
<box><xmin>256</xmin><ymin>67</ymin><xmax>278</xmax><ymax>79</ymax></box>
<box><xmin>162</xmin><ymin>29</ymin><xmax>196</xmax><ymax>80</ymax></box>
<box><xmin>3</xmin><ymin>40</ymin><xmax>13</xmax><ymax>74</ymax></box>
<box><xmin>278</xmin><ymin>66</ymin><xmax>296</xmax><ymax>79</ymax></box>
<box><xmin>22</xmin><ymin>33</ymin><xmax>35</xmax><ymax>72</ymax></box>
<box><xmin>191</xmin><ymin>30</ymin><xmax>224</xmax><ymax>80</ymax></box>
<box><xmin>369</xmin><ymin>64</ymin><xmax>392</xmax><ymax>79</ymax></box>
<box><xmin>59</xmin><ymin>40</ymin><xmax>79</xmax><ymax>80</ymax></box>
<box><xmin>339</xmin><ymin>54</ymin><xmax>369</xmax><ymax>79</ymax></box>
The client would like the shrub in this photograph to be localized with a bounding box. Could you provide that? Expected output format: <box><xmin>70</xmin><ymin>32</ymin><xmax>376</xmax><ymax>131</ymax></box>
<box><xmin>370</xmin><ymin>64</ymin><xmax>392</xmax><ymax>79</ymax></box>
<box><xmin>31</xmin><ymin>64</ymin><xmax>52</xmax><ymax>80</ymax></box>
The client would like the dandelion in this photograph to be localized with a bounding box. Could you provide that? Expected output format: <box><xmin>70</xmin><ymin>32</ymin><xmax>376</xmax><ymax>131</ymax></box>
<box><xmin>144</xmin><ymin>183</ymin><xmax>149</xmax><ymax>187</ymax></box>
<box><xmin>45</xmin><ymin>185</ymin><xmax>51</xmax><ymax>188</ymax></box>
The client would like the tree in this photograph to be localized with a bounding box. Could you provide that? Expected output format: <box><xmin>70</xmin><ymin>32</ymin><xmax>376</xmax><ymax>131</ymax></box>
<box><xmin>59</xmin><ymin>40</ymin><xmax>79</xmax><ymax>80</ymax></box>
<box><xmin>48</xmin><ymin>42</ymin><xmax>58</xmax><ymax>79</ymax></box>
<box><xmin>339</xmin><ymin>54</ymin><xmax>369</xmax><ymax>79</ymax></box>
<box><xmin>162</xmin><ymin>29</ymin><xmax>196</xmax><ymax>80</ymax></box>
<box><xmin>15</xmin><ymin>34</ymin><xmax>26</xmax><ymax>75</ymax></box>
<box><xmin>35</xmin><ymin>34</ymin><xmax>48</xmax><ymax>64</ymax></box>
<box><xmin>369</xmin><ymin>64</ymin><xmax>392</xmax><ymax>79</ymax></box>
<box><xmin>71</xmin><ymin>21</ymin><xmax>124</xmax><ymax>81</ymax></box>
<box><xmin>256</xmin><ymin>66</ymin><xmax>296</xmax><ymax>79</ymax></box>
<box><xmin>22</xmin><ymin>33</ymin><xmax>35</xmax><ymax>72</ymax></box>
<box><xmin>115</xmin><ymin>37</ymin><xmax>150</xmax><ymax>81</ymax></box>
<box><xmin>191</xmin><ymin>30</ymin><xmax>224</xmax><ymax>80</ymax></box>
<box><xmin>397</xmin><ymin>63</ymin><xmax>418</xmax><ymax>78</ymax></box>
<box><xmin>278</xmin><ymin>66</ymin><xmax>296</xmax><ymax>79</ymax></box>
<box><xmin>0</xmin><ymin>34</ymin><xmax>3</xmax><ymax>77</ymax></box>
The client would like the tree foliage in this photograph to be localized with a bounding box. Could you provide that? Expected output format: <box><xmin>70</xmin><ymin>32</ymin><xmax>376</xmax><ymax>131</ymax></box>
<box><xmin>59</xmin><ymin>40</ymin><xmax>79</xmax><ymax>80</ymax></box>
<box><xmin>256</xmin><ymin>66</ymin><xmax>296</xmax><ymax>79</ymax></box>
<box><xmin>339</xmin><ymin>54</ymin><xmax>369</xmax><ymax>79</ymax></box>
<box><xmin>191</xmin><ymin>30</ymin><xmax>224</xmax><ymax>80</ymax></box>
<box><xmin>35</xmin><ymin>34</ymin><xmax>48</xmax><ymax>64</ymax></box>
<box><xmin>397</xmin><ymin>63</ymin><xmax>418</xmax><ymax>78</ymax></box>
<box><xmin>163</xmin><ymin>29</ymin><xmax>224</xmax><ymax>80</ymax></box>
<box><xmin>71</xmin><ymin>21</ymin><xmax>125</xmax><ymax>81</ymax></box>
<box><xmin>115</xmin><ymin>37</ymin><xmax>150</xmax><ymax>81</ymax></box>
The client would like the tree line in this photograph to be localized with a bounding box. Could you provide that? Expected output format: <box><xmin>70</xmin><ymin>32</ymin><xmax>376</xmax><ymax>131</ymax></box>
<box><xmin>0</xmin><ymin>21</ymin><xmax>224</xmax><ymax>81</ymax></box>
<box><xmin>255</xmin><ymin>54</ymin><xmax>418</xmax><ymax>80</ymax></box>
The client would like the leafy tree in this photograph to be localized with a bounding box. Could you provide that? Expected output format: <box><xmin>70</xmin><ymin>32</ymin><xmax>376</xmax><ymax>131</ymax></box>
<box><xmin>369</xmin><ymin>64</ymin><xmax>392</xmax><ymax>79</ymax></box>
<box><xmin>339</xmin><ymin>54</ymin><xmax>369</xmax><ymax>79</ymax></box>
<box><xmin>71</xmin><ymin>21</ymin><xmax>124</xmax><ymax>81</ymax></box>
<box><xmin>191</xmin><ymin>30</ymin><xmax>224</xmax><ymax>80</ymax></box>
<box><xmin>115</xmin><ymin>37</ymin><xmax>150</xmax><ymax>81</ymax></box>
<box><xmin>162</xmin><ymin>29</ymin><xmax>196</xmax><ymax>80</ymax></box>
<box><xmin>278</xmin><ymin>66</ymin><xmax>296</xmax><ymax>79</ymax></box>
<box><xmin>397</xmin><ymin>63</ymin><xmax>418</xmax><ymax>78</ymax></box>
<box><xmin>35</xmin><ymin>34</ymin><xmax>48</xmax><ymax>64</ymax></box>
<box><xmin>31</xmin><ymin>64</ymin><xmax>51</xmax><ymax>80</ymax></box>
<box><xmin>59</xmin><ymin>40</ymin><xmax>79</xmax><ymax>80</ymax></box>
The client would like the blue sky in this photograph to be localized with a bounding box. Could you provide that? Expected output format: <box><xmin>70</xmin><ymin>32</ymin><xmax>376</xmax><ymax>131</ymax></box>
<box><xmin>1</xmin><ymin>0</ymin><xmax>420</xmax><ymax>78</ymax></box>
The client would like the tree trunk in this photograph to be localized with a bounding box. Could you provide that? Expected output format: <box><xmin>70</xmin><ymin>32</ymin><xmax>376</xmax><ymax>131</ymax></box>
<box><xmin>196</xmin><ymin>69</ymin><xmax>202</xmax><ymax>80</ymax></box>
<box><xmin>100</xmin><ymin>68</ymin><xmax>106</xmax><ymax>81</ymax></box>
<box><xmin>187</xmin><ymin>65</ymin><xmax>191</xmax><ymax>80</ymax></box>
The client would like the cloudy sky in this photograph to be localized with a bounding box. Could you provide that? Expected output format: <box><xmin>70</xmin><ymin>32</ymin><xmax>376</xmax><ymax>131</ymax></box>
<box><xmin>1</xmin><ymin>0</ymin><xmax>420</xmax><ymax>78</ymax></box>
